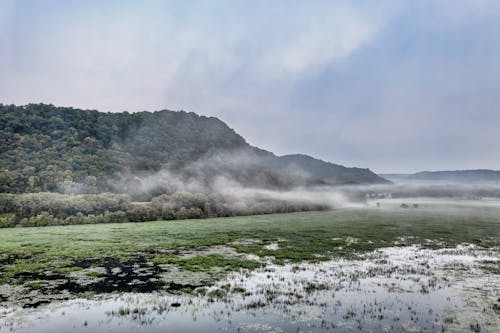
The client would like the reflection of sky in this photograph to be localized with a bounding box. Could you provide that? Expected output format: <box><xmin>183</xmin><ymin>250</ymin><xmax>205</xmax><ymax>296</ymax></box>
<box><xmin>1</xmin><ymin>242</ymin><xmax>497</xmax><ymax>332</ymax></box>
<box><xmin>1</xmin><ymin>1</ymin><xmax>500</xmax><ymax>172</ymax></box>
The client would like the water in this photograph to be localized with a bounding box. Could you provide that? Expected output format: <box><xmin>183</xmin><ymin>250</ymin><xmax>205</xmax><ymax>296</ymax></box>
<box><xmin>1</xmin><ymin>244</ymin><xmax>498</xmax><ymax>333</ymax></box>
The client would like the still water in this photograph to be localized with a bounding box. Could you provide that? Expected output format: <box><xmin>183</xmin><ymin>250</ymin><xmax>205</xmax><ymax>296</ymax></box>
<box><xmin>1</xmin><ymin>244</ymin><xmax>498</xmax><ymax>333</ymax></box>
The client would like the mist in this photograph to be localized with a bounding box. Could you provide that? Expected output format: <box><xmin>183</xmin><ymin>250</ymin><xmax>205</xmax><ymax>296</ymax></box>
<box><xmin>102</xmin><ymin>148</ymin><xmax>500</xmax><ymax>211</ymax></box>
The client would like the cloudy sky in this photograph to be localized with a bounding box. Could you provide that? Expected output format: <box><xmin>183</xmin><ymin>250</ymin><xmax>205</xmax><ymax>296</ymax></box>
<box><xmin>1</xmin><ymin>0</ymin><xmax>499</xmax><ymax>173</ymax></box>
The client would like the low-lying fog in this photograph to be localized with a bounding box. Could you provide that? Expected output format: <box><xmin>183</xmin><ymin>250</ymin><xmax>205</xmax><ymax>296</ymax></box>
<box><xmin>122</xmin><ymin>169</ymin><xmax>500</xmax><ymax>210</ymax></box>
<box><xmin>58</xmin><ymin>146</ymin><xmax>500</xmax><ymax>211</ymax></box>
<box><xmin>215</xmin><ymin>182</ymin><xmax>500</xmax><ymax>211</ymax></box>
<box><xmin>105</xmin><ymin>153</ymin><xmax>500</xmax><ymax>206</ymax></box>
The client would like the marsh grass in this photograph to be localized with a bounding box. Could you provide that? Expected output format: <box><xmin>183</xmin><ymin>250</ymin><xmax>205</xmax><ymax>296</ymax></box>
<box><xmin>152</xmin><ymin>254</ymin><xmax>262</xmax><ymax>272</ymax></box>
<box><xmin>0</xmin><ymin>204</ymin><xmax>499</xmax><ymax>304</ymax></box>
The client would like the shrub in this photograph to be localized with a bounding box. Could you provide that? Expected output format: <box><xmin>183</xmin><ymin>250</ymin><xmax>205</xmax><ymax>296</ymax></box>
<box><xmin>0</xmin><ymin>214</ymin><xmax>16</xmax><ymax>228</ymax></box>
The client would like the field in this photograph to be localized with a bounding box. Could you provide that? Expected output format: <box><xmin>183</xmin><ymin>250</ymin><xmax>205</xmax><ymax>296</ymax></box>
<box><xmin>1</xmin><ymin>199</ymin><xmax>499</xmax><ymax>332</ymax></box>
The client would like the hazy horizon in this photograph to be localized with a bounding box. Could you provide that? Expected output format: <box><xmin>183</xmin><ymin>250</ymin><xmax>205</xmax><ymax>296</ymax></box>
<box><xmin>2</xmin><ymin>1</ymin><xmax>500</xmax><ymax>173</ymax></box>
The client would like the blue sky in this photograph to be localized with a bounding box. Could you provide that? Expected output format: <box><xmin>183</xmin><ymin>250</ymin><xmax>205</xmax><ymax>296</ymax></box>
<box><xmin>1</xmin><ymin>0</ymin><xmax>500</xmax><ymax>173</ymax></box>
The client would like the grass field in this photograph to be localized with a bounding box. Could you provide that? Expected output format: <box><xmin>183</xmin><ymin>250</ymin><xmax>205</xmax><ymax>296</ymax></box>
<box><xmin>0</xmin><ymin>201</ymin><xmax>499</xmax><ymax>307</ymax></box>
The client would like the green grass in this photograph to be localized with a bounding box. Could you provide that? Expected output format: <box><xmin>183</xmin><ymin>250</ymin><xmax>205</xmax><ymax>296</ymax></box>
<box><xmin>3</xmin><ymin>261</ymin><xmax>49</xmax><ymax>279</ymax></box>
<box><xmin>155</xmin><ymin>254</ymin><xmax>262</xmax><ymax>272</ymax></box>
<box><xmin>0</xmin><ymin>204</ymin><xmax>499</xmax><ymax>286</ymax></box>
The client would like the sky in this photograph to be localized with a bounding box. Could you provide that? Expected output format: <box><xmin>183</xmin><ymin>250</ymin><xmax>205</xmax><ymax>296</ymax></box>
<box><xmin>1</xmin><ymin>0</ymin><xmax>500</xmax><ymax>173</ymax></box>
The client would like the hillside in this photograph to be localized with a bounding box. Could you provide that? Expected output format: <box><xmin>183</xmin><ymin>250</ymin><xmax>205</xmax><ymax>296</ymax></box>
<box><xmin>279</xmin><ymin>154</ymin><xmax>387</xmax><ymax>185</ymax></box>
<box><xmin>0</xmin><ymin>103</ymin><xmax>389</xmax><ymax>196</ymax></box>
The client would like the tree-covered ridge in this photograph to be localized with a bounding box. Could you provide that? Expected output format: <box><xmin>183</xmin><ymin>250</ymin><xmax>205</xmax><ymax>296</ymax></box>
<box><xmin>0</xmin><ymin>104</ymin><xmax>247</xmax><ymax>193</ymax></box>
<box><xmin>0</xmin><ymin>103</ymin><xmax>388</xmax><ymax>195</ymax></box>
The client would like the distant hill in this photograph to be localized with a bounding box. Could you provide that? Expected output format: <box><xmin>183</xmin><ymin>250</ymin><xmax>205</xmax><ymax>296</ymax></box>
<box><xmin>0</xmin><ymin>103</ymin><xmax>389</xmax><ymax>196</ymax></box>
<box><xmin>408</xmin><ymin>170</ymin><xmax>500</xmax><ymax>183</ymax></box>
<box><xmin>379</xmin><ymin>170</ymin><xmax>500</xmax><ymax>183</ymax></box>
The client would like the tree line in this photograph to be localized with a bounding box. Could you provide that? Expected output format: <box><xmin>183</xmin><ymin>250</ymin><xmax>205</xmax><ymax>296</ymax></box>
<box><xmin>0</xmin><ymin>192</ymin><xmax>328</xmax><ymax>228</ymax></box>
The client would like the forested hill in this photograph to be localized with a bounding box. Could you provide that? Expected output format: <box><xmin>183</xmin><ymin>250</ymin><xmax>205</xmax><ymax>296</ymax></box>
<box><xmin>0</xmin><ymin>103</ymin><xmax>389</xmax><ymax>196</ymax></box>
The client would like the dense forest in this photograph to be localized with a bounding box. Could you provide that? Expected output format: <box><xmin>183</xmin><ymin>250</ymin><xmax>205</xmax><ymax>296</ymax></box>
<box><xmin>0</xmin><ymin>103</ymin><xmax>247</xmax><ymax>194</ymax></box>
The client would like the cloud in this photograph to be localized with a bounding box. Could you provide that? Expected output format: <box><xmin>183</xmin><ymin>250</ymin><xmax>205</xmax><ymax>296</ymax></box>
<box><xmin>254</xmin><ymin>4</ymin><xmax>382</xmax><ymax>78</ymax></box>
<box><xmin>1</xmin><ymin>1</ymin><xmax>499</xmax><ymax>172</ymax></box>
<box><xmin>0</xmin><ymin>1</ymin><xmax>391</xmax><ymax>110</ymax></box>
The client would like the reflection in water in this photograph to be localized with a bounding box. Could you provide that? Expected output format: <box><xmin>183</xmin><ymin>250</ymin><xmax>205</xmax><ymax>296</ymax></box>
<box><xmin>1</xmin><ymin>244</ymin><xmax>498</xmax><ymax>333</ymax></box>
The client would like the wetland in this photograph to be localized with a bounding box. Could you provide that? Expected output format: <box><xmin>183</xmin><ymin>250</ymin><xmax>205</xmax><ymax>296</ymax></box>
<box><xmin>0</xmin><ymin>199</ymin><xmax>499</xmax><ymax>332</ymax></box>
